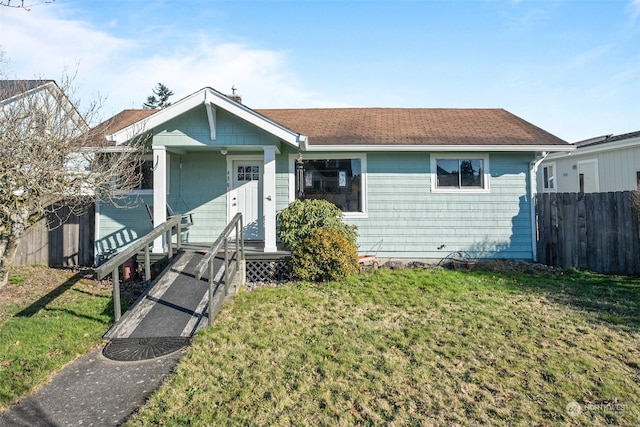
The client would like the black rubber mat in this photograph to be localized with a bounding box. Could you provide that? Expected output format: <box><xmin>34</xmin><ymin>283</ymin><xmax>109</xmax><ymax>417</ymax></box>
<box><xmin>102</xmin><ymin>337</ymin><xmax>191</xmax><ymax>361</ymax></box>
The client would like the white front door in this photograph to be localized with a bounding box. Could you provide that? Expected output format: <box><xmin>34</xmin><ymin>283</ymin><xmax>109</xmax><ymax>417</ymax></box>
<box><xmin>229</xmin><ymin>160</ymin><xmax>263</xmax><ymax>240</ymax></box>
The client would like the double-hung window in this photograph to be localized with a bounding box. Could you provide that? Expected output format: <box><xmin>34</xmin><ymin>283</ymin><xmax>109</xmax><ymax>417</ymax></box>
<box><xmin>431</xmin><ymin>154</ymin><xmax>490</xmax><ymax>193</ymax></box>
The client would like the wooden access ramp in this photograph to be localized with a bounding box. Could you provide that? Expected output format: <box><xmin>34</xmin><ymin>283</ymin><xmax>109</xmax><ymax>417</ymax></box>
<box><xmin>101</xmin><ymin>250</ymin><xmax>237</xmax><ymax>361</ymax></box>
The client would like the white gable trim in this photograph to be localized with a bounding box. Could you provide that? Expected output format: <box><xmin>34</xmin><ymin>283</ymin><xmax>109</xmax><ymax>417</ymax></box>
<box><xmin>205</xmin><ymin>102</ymin><xmax>216</xmax><ymax>140</ymax></box>
<box><xmin>543</xmin><ymin>135</ymin><xmax>640</xmax><ymax>161</ymax></box>
<box><xmin>108</xmin><ymin>87</ymin><xmax>304</xmax><ymax>147</ymax></box>
<box><xmin>2</xmin><ymin>81</ymin><xmax>88</xmax><ymax>134</ymax></box>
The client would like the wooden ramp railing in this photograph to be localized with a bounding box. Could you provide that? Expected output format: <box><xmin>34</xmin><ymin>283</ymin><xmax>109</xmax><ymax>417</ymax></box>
<box><xmin>96</xmin><ymin>215</ymin><xmax>184</xmax><ymax>321</ymax></box>
<box><xmin>193</xmin><ymin>213</ymin><xmax>245</xmax><ymax>326</ymax></box>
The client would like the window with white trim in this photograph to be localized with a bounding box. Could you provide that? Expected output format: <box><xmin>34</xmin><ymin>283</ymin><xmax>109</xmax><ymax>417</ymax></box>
<box><xmin>292</xmin><ymin>154</ymin><xmax>366</xmax><ymax>216</ymax></box>
<box><xmin>542</xmin><ymin>163</ymin><xmax>556</xmax><ymax>192</ymax></box>
<box><xmin>431</xmin><ymin>155</ymin><xmax>490</xmax><ymax>193</ymax></box>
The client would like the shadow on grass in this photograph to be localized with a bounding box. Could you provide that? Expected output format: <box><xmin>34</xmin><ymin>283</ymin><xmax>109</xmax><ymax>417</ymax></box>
<box><xmin>14</xmin><ymin>270</ymin><xmax>97</xmax><ymax>318</ymax></box>
<box><xmin>475</xmin><ymin>267</ymin><xmax>640</xmax><ymax>331</ymax></box>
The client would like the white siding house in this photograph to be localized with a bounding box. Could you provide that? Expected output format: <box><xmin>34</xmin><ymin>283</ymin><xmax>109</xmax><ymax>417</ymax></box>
<box><xmin>538</xmin><ymin>131</ymin><xmax>640</xmax><ymax>194</ymax></box>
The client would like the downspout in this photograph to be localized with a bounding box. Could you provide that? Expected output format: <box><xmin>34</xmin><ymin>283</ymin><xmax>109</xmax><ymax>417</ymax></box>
<box><xmin>529</xmin><ymin>152</ymin><xmax>549</xmax><ymax>262</ymax></box>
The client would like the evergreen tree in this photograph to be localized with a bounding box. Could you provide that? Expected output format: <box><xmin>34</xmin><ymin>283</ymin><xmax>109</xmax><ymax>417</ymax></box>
<box><xmin>143</xmin><ymin>83</ymin><xmax>174</xmax><ymax>109</ymax></box>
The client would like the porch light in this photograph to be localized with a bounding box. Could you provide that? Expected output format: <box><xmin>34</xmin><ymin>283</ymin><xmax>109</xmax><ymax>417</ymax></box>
<box><xmin>221</xmin><ymin>148</ymin><xmax>228</xmax><ymax>155</ymax></box>
<box><xmin>295</xmin><ymin>152</ymin><xmax>304</xmax><ymax>199</ymax></box>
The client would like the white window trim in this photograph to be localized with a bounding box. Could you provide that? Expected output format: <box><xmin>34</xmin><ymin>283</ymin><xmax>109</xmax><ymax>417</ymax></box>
<box><xmin>125</xmin><ymin>154</ymin><xmax>170</xmax><ymax>196</ymax></box>
<box><xmin>288</xmin><ymin>153</ymin><xmax>368</xmax><ymax>218</ymax></box>
<box><xmin>542</xmin><ymin>162</ymin><xmax>557</xmax><ymax>193</ymax></box>
<box><xmin>430</xmin><ymin>153</ymin><xmax>490</xmax><ymax>194</ymax></box>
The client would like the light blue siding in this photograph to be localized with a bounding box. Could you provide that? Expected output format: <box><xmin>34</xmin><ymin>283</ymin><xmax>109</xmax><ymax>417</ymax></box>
<box><xmin>97</xmin><ymin>106</ymin><xmax>536</xmax><ymax>262</ymax></box>
<box><xmin>165</xmin><ymin>152</ymin><xmax>228</xmax><ymax>243</ymax></box>
<box><xmin>96</xmin><ymin>195</ymin><xmax>154</xmax><ymax>263</ymax></box>
<box><xmin>347</xmin><ymin>152</ymin><xmax>533</xmax><ymax>260</ymax></box>
<box><xmin>153</xmin><ymin>106</ymin><xmax>280</xmax><ymax>149</ymax></box>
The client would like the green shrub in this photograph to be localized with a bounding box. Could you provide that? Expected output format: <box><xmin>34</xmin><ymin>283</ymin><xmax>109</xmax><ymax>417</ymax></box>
<box><xmin>291</xmin><ymin>226</ymin><xmax>359</xmax><ymax>282</ymax></box>
<box><xmin>277</xmin><ymin>199</ymin><xmax>357</xmax><ymax>251</ymax></box>
<box><xmin>277</xmin><ymin>199</ymin><xmax>359</xmax><ymax>281</ymax></box>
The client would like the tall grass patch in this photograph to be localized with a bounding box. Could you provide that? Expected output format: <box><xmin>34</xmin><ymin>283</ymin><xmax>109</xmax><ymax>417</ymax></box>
<box><xmin>127</xmin><ymin>267</ymin><xmax>640</xmax><ymax>426</ymax></box>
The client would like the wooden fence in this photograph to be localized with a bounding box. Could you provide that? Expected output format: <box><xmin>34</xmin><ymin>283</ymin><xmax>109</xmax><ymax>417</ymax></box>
<box><xmin>15</xmin><ymin>203</ymin><xmax>95</xmax><ymax>267</ymax></box>
<box><xmin>536</xmin><ymin>191</ymin><xmax>640</xmax><ymax>274</ymax></box>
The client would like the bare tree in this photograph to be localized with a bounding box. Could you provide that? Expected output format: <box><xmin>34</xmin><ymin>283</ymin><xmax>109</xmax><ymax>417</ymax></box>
<box><xmin>0</xmin><ymin>0</ymin><xmax>55</xmax><ymax>10</ymax></box>
<box><xmin>0</xmin><ymin>73</ymin><xmax>148</xmax><ymax>286</ymax></box>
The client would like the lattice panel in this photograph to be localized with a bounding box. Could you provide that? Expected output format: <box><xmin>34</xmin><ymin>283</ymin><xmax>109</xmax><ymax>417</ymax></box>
<box><xmin>246</xmin><ymin>258</ymin><xmax>292</xmax><ymax>282</ymax></box>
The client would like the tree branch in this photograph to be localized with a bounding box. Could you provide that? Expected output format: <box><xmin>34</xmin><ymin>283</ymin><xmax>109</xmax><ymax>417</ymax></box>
<box><xmin>0</xmin><ymin>0</ymin><xmax>55</xmax><ymax>11</ymax></box>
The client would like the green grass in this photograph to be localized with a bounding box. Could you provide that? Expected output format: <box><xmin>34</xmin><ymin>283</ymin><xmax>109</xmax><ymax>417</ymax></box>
<box><xmin>126</xmin><ymin>267</ymin><xmax>640</xmax><ymax>426</ymax></box>
<box><xmin>0</xmin><ymin>266</ymin><xmax>114</xmax><ymax>410</ymax></box>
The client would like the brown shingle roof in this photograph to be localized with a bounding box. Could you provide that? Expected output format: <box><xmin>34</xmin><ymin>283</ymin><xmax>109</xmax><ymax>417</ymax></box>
<box><xmin>88</xmin><ymin>109</ymin><xmax>158</xmax><ymax>145</ymax></box>
<box><xmin>95</xmin><ymin>109</ymin><xmax>158</xmax><ymax>135</ymax></box>
<box><xmin>100</xmin><ymin>107</ymin><xmax>569</xmax><ymax>148</ymax></box>
<box><xmin>257</xmin><ymin>108</ymin><xmax>569</xmax><ymax>147</ymax></box>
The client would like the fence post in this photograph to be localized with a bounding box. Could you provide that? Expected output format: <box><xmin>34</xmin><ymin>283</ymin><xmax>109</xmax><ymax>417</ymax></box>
<box><xmin>577</xmin><ymin>192</ymin><xmax>587</xmax><ymax>270</ymax></box>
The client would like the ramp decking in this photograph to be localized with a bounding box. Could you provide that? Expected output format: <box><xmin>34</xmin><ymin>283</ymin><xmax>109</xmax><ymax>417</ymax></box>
<box><xmin>102</xmin><ymin>250</ymin><xmax>226</xmax><ymax>361</ymax></box>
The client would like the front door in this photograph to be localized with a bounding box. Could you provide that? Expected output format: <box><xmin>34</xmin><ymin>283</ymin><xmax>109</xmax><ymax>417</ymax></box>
<box><xmin>229</xmin><ymin>160</ymin><xmax>263</xmax><ymax>240</ymax></box>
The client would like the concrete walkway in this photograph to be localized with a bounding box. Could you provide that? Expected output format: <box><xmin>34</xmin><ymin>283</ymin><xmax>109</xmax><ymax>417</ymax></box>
<box><xmin>0</xmin><ymin>249</ymin><xmax>230</xmax><ymax>426</ymax></box>
<box><xmin>0</xmin><ymin>347</ymin><xmax>183</xmax><ymax>427</ymax></box>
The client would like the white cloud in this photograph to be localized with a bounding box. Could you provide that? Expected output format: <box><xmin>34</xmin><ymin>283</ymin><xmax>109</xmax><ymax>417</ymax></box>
<box><xmin>109</xmin><ymin>37</ymin><xmax>323</xmax><ymax>113</ymax></box>
<box><xmin>631</xmin><ymin>0</ymin><xmax>640</xmax><ymax>21</ymax></box>
<box><xmin>0</xmin><ymin>5</ymin><xmax>130</xmax><ymax>78</ymax></box>
<box><xmin>0</xmin><ymin>4</ymin><xmax>330</xmax><ymax>123</ymax></box>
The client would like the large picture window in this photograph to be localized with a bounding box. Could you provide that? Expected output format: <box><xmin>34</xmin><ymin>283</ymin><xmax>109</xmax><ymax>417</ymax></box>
<box><xmin>291</xmin><ymin>155</ymin><xmax>366</xmax><ymax>215</ymax></box>
<box><xmin>431</xmin><ymin>155</ymin><xmax>489</xmax><ymax>193</ymax></box>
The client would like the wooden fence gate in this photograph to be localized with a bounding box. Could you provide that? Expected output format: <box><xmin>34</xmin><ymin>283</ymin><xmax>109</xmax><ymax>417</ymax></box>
<box><xmin>15</xmin><ymin>203</ymin><xmax>95</xmax><ymax>267</ymax></box>
<box><xmin>536</xmin><ymin>191</ymin><xmax>640</xmax><ymax>274</ymax></box>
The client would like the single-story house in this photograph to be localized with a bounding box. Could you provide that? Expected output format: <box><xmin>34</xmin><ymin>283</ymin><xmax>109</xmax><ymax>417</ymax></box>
<box><xmin>538</xmin><ymin>130</ymin><xmax>640</xmax><ymax>194</ymax></box>
<box><xmin>95</xmin><ymin>87</ymin><xmax>572</xmax><ymax>265</ymax></box>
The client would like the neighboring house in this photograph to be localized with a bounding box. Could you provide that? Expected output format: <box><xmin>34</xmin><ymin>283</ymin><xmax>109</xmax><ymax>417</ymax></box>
<box><xmin>1</xmin><ymin>80</ymin><xmax>92</xmax><ymax>266</ymax></box>
<box><xmin>538</xmin><ymin>130</ymin><xmax>640</xmax><ymax>194</ymax></box>
<box><xmin>0</xmin><ymin>80</ymin><xmax>83</xmax><ymax>125</ymax></box>
<box><xmin>0</xmin><ymin>79</ymin><xmax>56</xmax><ymax>103</ymax></box>
<box><xmin>95</xmin><ymin>87</ymin><xmax>572</xmax><ymax>264</ymax></box>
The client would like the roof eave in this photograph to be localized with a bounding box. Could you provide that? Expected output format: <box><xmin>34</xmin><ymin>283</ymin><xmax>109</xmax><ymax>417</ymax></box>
<box><xmin>543</xmin><ymin>135</ymin><xmax>640</xmax><ymax>161</ymax></box>
<box><xmin>303</xmin><ymin>144</ymin><xmax>576</xmax><ymax>153</ymax></box>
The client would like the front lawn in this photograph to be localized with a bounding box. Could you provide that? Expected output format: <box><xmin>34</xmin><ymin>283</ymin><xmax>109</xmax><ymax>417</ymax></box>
<box><xmin>126</xmin><ymin>266</ymin><xmax>640</xmax><ymax>426</ymax></box>
<box><xmin>0</xmin><ymin>266</ymin><xmax>114</xmax><ymax>409</ymax></box>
